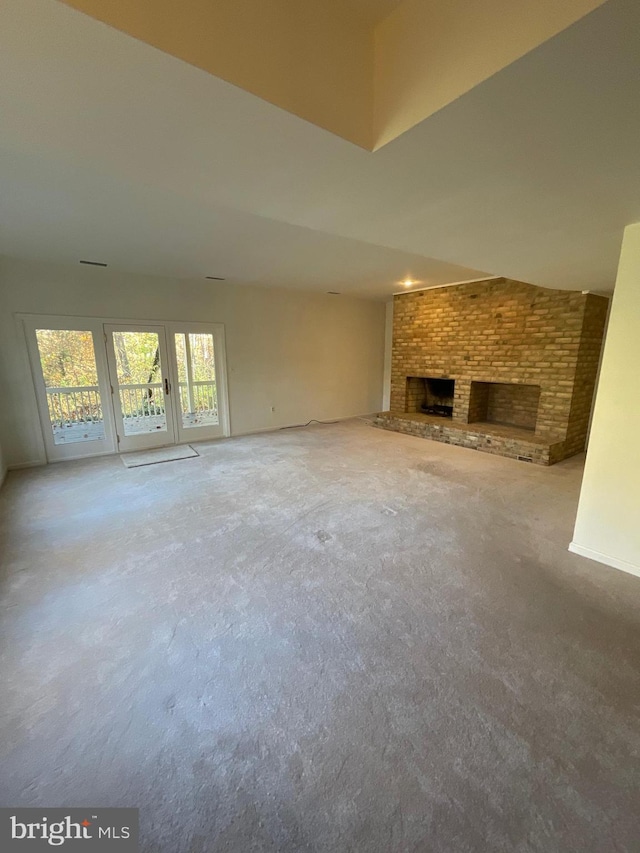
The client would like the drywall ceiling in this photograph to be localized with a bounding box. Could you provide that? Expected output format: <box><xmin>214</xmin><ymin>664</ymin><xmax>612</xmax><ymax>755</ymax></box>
<box><xmin>1</xmin><ymin>0</ymin><xmax>639</xmax><ymax>299</ymax></box>
<box><xmin>0</xmin><ymin>147</ymin><xmax>483</xmax><ymax>298</ymax></box>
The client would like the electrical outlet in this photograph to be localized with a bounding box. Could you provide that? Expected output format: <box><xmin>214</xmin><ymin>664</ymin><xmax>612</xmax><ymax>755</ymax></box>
<box><xmin>270</xmin><ymin>406</ymin><xmax>275</xmax><ymax>413</ymax></box>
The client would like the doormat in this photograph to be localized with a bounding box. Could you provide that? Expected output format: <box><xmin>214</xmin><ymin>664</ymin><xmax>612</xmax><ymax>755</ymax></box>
<box><xmin>121</xmin><ymin>445</ymin><xmax>199</xmax><ymax>468</ymax></box>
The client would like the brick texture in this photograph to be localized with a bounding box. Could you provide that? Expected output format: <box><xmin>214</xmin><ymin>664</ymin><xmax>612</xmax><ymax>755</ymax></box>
<box><xmin>378</xmin><ymin>278</ymin><xmax>608</xmax><ymax>465</ymax></box>
<box><xmin>468</xmin><ymin>381</ymin><xmax>541</xmax><ymax>430</ymax></box>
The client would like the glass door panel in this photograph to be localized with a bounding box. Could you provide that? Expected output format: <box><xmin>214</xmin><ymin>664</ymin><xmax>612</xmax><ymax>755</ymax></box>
<box><xmin>175</xmin><ymin>332</ymin><xmax>218</xmax><ymax>429</ymax></box>
<box><xmin>172</xmin><ymin>331</ymin><xmax>225</xmax><ymax>442</ymax></box>
<box><xmin>105</xmin><ymin>325</ymin><xmax>175</xmax><ymax>452</ymax></box>
<box><xmin>36</xmin><ymin>329</ymin><xmax>106</xmax><ymax>445</ymax></box>
<box><xmin>113</xmin><ymin>331</ymin><xmax>167</xmax><ymax>436</ymax></box>
<box><xmin>26</xmin><ymin>322</ymin><xmax>116</xmax><ymax>462</ymax></box>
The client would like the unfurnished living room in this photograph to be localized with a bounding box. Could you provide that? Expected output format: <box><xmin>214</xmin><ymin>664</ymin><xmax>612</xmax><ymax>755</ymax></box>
<box><xmin>0</xmin><ymin>1</ymin><xmax>639</xmax><ymax>851</ymax></box>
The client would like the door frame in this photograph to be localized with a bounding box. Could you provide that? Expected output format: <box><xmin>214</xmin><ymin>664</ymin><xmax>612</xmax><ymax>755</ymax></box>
<box><xmin>20</xmin><ymin>313</ymin><xmax>231</xmax><ymax>463</ymax></box>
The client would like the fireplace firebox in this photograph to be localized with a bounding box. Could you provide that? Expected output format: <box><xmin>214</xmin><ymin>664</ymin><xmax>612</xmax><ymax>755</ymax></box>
<box><xmin>468</xmin><ymin>381</ymin><xmax>540</xmax><ymax>431</ymax></box>
<box><xmin>406</xmin><ymin>376</ymin><xmax>455</xmax><ymax>417</ymax></box>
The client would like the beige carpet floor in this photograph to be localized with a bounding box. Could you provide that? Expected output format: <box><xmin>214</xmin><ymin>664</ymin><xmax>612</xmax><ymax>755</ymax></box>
<box><xmin>0</xmin><ymin>419</ymin><xmax>638</xmax><ymax>852</ymax></box>
<box><xmin>121</xmin><ymin>444</ymin><xmax>199</xmax><ymax>468</ymax></box>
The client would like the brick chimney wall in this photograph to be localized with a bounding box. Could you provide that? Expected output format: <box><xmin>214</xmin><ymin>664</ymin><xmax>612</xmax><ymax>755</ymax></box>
<box><xmin>388</xmin><ymin>278</ymin><xmax>608</xmax><ymax>463</ymax></box>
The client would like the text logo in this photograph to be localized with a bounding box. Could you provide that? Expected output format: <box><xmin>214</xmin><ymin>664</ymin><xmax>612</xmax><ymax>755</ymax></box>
<box><xmin>1</xmin><ymin>809</ymin><xmax>138</xmax><ymax>851</ymax></box>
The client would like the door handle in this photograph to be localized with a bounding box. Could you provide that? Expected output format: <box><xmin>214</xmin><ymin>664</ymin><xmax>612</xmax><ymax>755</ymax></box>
<box><xmin>164</xmin><ymin>377</ymin><xmax>170</xmax><ymax>394</ymax></box>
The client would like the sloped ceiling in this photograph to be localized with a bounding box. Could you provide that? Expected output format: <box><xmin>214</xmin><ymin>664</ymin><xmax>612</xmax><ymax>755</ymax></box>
<box><xmin>344</xmin><ymin>0</ymin><xmax>403</xmax><ymax>26</ymax></box>
<box><xmin>1</xmin><ymin>0</ymin><xmax>639</xmax><ymax>298</ymax></box>
<box><xmin>59</xmin><ymin>0</ymin><xmax>606</xmax><ymax>149</ymax></box>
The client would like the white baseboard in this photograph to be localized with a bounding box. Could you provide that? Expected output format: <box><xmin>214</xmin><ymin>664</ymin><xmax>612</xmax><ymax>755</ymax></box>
<box><xmin>3</xmin><ymin>416</ymin><xmax>378</xmax><ymax>470</ymax></box>
<box><xmin>231</xmin><ymin>414</ymin><xmax>376</xmax><ymax>439</ymax></box>
<box><xmin>568</xmin><ymin>542</ymin><xmax>640</xmax><ymax>579</ymax></box>
<box><xmin>8</xmin><ymin>459</ymin><xmax>45</xmax><ymax>470</ymax></box>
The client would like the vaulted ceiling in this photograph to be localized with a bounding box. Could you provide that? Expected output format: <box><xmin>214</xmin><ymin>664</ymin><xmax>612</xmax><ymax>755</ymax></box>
<box><xmin>58</xmin><ymin>0</ymin><xmax>606</xmax><ymax>149</ymax></box>
<box><xmin>1</xmin><ymin>0</ymin><xmax>639</xmax><ymax>299</ymax></box>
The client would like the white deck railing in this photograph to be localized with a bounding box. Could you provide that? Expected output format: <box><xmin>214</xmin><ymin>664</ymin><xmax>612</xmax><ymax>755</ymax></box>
<box><xmin>45</xmin><ymin>381</ymin><xmax>218</xmax><ymax>429</ymax></box>
<box><xmin>178</xmin><ymin>381</ymin><xmax>218</xmax><ymax>417</ymax></box>
<box><xmin>117</xmin><ymin>384</ymin><xmax>165</xmax><ymax>421</ymax></box>
<box><xmin>46</xmin><ymin>386</ymin><xmax>103</xmax><ymax>426</ymax></box>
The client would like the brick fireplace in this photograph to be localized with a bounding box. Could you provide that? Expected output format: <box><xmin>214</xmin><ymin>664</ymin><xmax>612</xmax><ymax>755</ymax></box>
<box><xmin>374</xmin><ymin>278</ymin><xmax>608</xmax><ymax>465</ymax></box>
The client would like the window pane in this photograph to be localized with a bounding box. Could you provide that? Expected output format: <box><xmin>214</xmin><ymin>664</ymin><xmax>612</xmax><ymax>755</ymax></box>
<box><xmin>35</xmin><ymin>329</ymin><xmax>105</xmax><ymax>445</ymax></box>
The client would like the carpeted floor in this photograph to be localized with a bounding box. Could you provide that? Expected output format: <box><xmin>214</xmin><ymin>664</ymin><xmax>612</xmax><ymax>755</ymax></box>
<box><xmin>121</xmin><ymin>444</ymin><xmax>199</xmax><ymax>468</ymax></box>
<box><xmin>0</xmin><ymin>419</ymin><xmax>638</xmax><ymax>852</ymax></box>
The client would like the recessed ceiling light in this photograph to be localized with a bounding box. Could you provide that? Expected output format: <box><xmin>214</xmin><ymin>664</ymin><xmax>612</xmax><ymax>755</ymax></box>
<box><xmin>206</xmin><ymin>275</ymin><xmax>226</xmax><ymax>281</ymax></box>
<box><xmin>327</xmin><ymin>291</ymin><xmax>341</xmax><ymax>295</ymax></box>
<box><xmin>79</xmin><ymin>259</ymin><xmax>107</xmax><ymax>267</ymax></box>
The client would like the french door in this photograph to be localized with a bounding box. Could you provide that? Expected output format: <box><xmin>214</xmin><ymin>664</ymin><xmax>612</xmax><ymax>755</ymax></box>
<box><xmin>104</xmin><ymin>324</ymin><xmax>176</xmax><ymax>453</ymax></box>
<box><xmin>169</xmin><ymin>329</ymin><xmax>226</xmax><ymax>444</ymax></box>
<box><xmin>25</xmin><ymin>316</ymin><xmax>229</xmax><ymax>462</ymax></box>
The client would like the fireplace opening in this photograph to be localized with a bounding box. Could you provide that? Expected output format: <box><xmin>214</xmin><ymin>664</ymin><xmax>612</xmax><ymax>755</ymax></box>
<box><xmin>468</xmin><ymin>381</ymin><xmax>540</xmax><ymax>431</ymax></box>
<box><xmin>406</xmin><ymin>376</ymin><xmax>455</xmax><ymax>417</ymax></box>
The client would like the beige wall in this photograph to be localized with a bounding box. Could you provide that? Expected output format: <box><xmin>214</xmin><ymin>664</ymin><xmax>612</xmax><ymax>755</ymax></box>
<box><xmin>60</xmin><ymin>0</ymin><xmax>374</xmax><ymax>149</ymax></box>
<box><xmin>382</xmin><ymin>300</ymin><xmax>394</xmax><ymax>410</ymax></box>
<box><xmin>373</xmin><ymin>0</ymin><xmax>606</xmax><ymax>147</ymax></box>
<box><xmin>0</xmin><ymin>345</ymin><xmax>6</xmax><ymax>484</ymax></box>
<box><xmin>0</xmin><ymin>434</ymin><xmax>6</xmax><ymax>486</ymax></box>
<box><xmin>0</xmin><ymin>257</ymin><xmax>385</xmax><ymax>467</ymax></box>
<box><xmin>570</xmin><ymin>223</ymin><xmax>640</xmax><ymax>577</ymax></box>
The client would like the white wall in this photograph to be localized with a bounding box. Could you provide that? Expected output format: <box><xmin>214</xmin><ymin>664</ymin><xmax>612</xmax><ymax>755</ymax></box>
<box><xmin>0</xmin><ymin>257</ymin><xmax>386</xmax><ymax>467</ymax></box>
<box><xmin>570</xmin><ymin>223</ymin><xmax>640</xmax><ymax>577</ymax></box>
